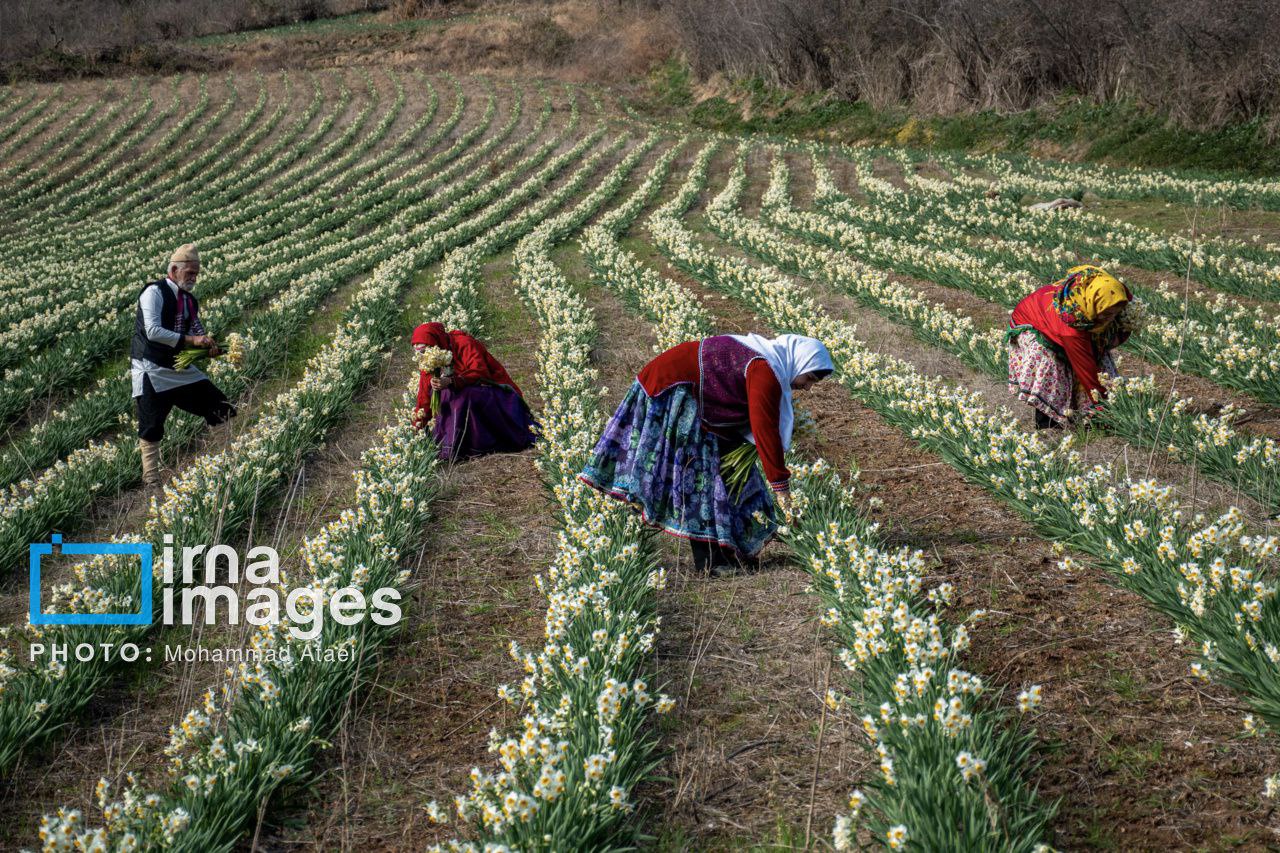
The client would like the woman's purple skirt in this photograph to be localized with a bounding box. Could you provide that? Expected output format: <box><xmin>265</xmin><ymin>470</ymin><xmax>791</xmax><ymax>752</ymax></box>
<box><xmin>432</xmin><ymin>383</ymin><xmax>537</xmax><ymax>462</ymax></box>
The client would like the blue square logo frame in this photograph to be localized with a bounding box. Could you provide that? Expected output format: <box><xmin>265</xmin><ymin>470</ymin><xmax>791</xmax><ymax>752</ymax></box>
<box><xmin>29</xmin><ymin>535</ymin><xmax>152</xmax><ymax>626</ymax></box>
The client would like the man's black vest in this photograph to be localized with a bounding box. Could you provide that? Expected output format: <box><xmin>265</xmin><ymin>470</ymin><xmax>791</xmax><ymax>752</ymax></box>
<box><xmin>131</xmin><ymin>280</ymin><xmax>199</xmax><ymax>369</ymax></box>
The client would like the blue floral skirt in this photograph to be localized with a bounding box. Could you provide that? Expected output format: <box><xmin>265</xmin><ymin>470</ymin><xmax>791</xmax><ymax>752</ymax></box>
<box><xmin>578</xmin><ymin>381</ymin><xmax>776</xmax><ymax>557</ymax></box>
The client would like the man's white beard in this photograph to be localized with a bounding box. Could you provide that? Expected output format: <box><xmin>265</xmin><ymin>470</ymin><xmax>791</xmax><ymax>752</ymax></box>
<box><xmin>177</xmin><ymin>280</ymin><xmax>194</xmax><ymax>293</ymax></box>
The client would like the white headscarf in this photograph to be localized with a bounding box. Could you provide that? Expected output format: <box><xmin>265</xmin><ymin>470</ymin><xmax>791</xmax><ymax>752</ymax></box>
<box><xmin>729</xmin><ymin>333</ymin><xmax>834</xmax><ymax>449</ymax></box>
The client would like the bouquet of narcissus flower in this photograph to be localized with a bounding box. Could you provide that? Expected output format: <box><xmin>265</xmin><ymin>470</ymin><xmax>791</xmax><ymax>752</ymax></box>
<box><xmin>417</xmin><ymin>346</ymin><xmax>454</xmax><ymax>421</ymax></box>
<box><xmin>174</xmin><ymin>333</ymin><xmax>247</xmax><ymax>370</ymax></box>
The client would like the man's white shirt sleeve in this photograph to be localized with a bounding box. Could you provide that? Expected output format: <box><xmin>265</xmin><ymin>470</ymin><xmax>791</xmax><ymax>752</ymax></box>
<box><xmin>140</xmin><ymin>283</ymin><xmax>183</xmax><ymax>346</ymax></box>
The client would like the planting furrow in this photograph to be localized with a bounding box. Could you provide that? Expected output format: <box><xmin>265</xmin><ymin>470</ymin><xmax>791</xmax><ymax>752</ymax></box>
<box><xmin>580</xmin><ymin>139</ymin><xmax>716</xmax><ymax>350</ymax></box>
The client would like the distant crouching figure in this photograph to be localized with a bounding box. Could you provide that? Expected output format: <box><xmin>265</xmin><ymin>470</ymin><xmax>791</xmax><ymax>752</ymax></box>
<box><xmin>1008</xmin><ymin>264</ymin><xmax>1137</xmax><ymax>429</ymax></box>
<box><xmin>411</xmin><ymin>322</ymin><xmax>538</xmax><ymax>461</ymax></box>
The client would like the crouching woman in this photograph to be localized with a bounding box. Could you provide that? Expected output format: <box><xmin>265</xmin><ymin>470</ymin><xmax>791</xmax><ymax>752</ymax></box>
<box><xmin>411</xmin><ymin>322</ymin><xmax>538</xmax><ymax>461</ymax></box>
<box><xmin>1007</xmin><ymin>264</ymin><xmax>1138</xmax><ymax>429</ymax></box>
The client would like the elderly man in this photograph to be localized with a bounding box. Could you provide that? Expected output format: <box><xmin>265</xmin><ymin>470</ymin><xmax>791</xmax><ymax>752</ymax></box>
<box><xmin>131</xmin><ymin>243</ymin><xmax>236</xmax><ymax>487</ymax></box>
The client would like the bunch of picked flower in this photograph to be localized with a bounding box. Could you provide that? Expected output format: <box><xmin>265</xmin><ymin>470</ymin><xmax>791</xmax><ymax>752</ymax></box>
<box><xmin>174</xmin><ymin>333</ymin><xmax>247</xmax><ymax>370</ymax></box>
<box><xmin>223</xmin><ymin>333</ymin><xmax>246</xmax><ymax>367</ymax></box>
<box><xmin>720</xmin><ymin>441</ymin><xmax>760</xmax><ymax>498</ymax></box>
<box><xmin>794</xmin><ymin>408</ymin><xmax>818</xmax><ymax>443</ymax></box>
<box><xmin>417</xmin><ymin>346</ymin><xmax>454</xmax><ymax>419</ymax></box>
<box><xmin>1114</xmin><ymin>297</ymin><xmax>1148</xmax><ymax>338</ymax></box>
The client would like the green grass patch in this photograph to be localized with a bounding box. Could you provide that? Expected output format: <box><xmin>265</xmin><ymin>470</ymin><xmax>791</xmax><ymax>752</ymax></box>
<box><xmin>630</xmin><ymin>61</ymin><xmax>1280</xmax><ymax>178</ymax></box>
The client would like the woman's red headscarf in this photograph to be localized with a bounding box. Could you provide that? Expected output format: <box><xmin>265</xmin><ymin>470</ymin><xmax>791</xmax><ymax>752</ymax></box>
<box><xmin>411</xmin><ymin>323</ymin><xmax>523</xmax><ymax>425</ymax></box>
<box><xmin>412</xmin><ymin>322</ymin><xmax>451</xmax><ymax>350</ymax></box>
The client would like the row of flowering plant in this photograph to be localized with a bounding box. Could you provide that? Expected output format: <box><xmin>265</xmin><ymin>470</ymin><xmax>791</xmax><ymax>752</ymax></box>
<box><xmin>786</xmin><ymin>458</ymin><xmax>1055</xmax><ymax>851</ymax></box>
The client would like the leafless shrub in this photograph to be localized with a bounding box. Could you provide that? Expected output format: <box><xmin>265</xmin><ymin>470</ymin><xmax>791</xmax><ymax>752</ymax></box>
<box><xmin>0</xmin><ymin>0</ymin><xmax>391</xmax><ymax>64</ymax></box>
<box><xmin>657</xmin><ymin>0</ymin><xmax>1280</xmax><ymax>128</ymax></box>
<box><xmin>390</xmin><ymin>0</ymin><xmax>466</xmax><ymax>21</ymax></box>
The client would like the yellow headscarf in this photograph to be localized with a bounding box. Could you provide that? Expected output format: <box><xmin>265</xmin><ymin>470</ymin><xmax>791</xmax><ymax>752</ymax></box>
<box><xmin>1052</xmin><ymin>264</ymin><xmax>1130</xmax><ymax>333</ymax></box>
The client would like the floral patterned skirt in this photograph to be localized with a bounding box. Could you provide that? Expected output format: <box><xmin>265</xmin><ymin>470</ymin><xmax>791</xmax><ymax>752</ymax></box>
<box><xmin>578</xmin><ymin>381</ymin><xmax>776</xmax><ymax>557</ymax></box>
<box><xmin>1007</xmin><ymin>330</ymin><xmax>1116</xmax><ymax>425</ymax></box>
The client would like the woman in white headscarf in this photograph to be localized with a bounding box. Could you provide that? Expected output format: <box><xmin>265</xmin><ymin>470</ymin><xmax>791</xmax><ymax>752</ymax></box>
<box><xmin>579</xmin><ymin>333</ymin><xmax>834</xmax><ymax>575</ymax></box>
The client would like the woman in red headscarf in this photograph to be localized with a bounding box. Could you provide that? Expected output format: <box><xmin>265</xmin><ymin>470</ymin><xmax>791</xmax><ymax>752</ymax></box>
<box><xmin>411</xmin><ymin>323</ymin><xmax>538</xmax><ymax>461</ymax></box>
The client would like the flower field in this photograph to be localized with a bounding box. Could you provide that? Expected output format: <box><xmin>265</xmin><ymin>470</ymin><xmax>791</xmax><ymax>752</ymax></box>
<box><xmin>0</xmin><ymin>61</ymin><xmax>1278</xmax><ymax>852</ymax></box>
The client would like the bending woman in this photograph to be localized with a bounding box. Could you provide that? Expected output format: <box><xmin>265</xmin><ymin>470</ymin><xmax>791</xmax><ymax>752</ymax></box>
<box><xmin>1008</xmin><ymin>264</ymin><xmax>1136</xmax><ymax>429</ymax></box>
<box><xmin>411</xmin><ymin>322</ymin><xmax>538</xmax><ymax>461</ymax></box>
<box><xmin>579</xmin><ymin>333</ymin><xmax>833</xmax><ymax>576</ymax></box>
